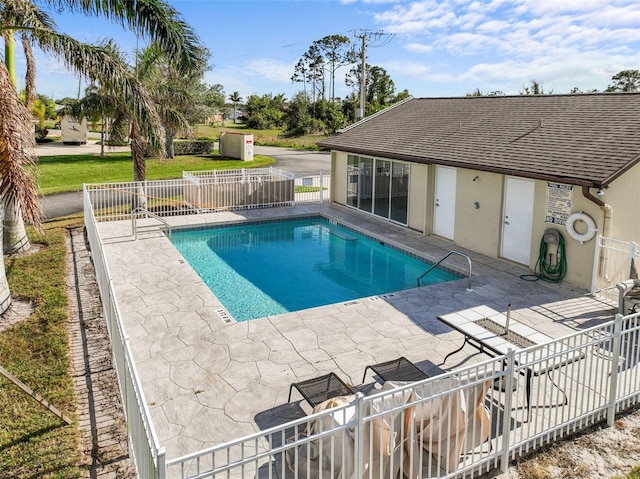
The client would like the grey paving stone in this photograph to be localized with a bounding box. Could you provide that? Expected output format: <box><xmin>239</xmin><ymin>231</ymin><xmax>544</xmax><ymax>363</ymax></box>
<box><xmin>96</xmin><ymin>204</ymin><xmax>617</xmax><ymax>467</ymax></box>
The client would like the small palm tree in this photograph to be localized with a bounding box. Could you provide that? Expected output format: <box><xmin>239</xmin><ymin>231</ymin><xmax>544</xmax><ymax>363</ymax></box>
<box><xmin>0</xmin><ymin>0</ymin><xmax>204</xmax><ymax>313</ymax></box>
<box><xmin>229</xmin><ymin>91</ymin><xmax>243</xmax><ymax>124</ymax></box>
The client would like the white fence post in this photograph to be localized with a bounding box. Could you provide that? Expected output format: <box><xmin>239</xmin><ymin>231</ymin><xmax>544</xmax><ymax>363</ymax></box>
<box><xmin>157</xmin><ymin>447</ymin><xmax>166</xmax><ymax>479</ymax></box>
<box><xmin>501</xmin><ymin>349</ymin><xmax>516</xmax><ymax>473</ymax></box>
<box><xmin>590</xmin><ymin>234</ymin><xmax>602</xmax><ymax>296</ymax></box>
<box><xmin>319</xmin><ymin>170</ymin><xmax>324</xmax><ymax>203</ymax></box>
<box><xmin>607</xmin><ymin>314</ymin><xmax>623</xmax><ymax>426</ymax></box>
<box><xmin>353</xmin><ymin>392</ymin><xmax>365</xmax><ymax>479</ymax></box>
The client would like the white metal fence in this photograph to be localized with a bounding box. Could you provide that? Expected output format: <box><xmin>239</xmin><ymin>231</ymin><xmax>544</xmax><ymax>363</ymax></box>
<box><xmin>591</xmin><ymin>235</ymin><xmax>640</xmax><ymax>303</ymax></box>
<box><xmin>84</xmin><ymin>169</ymin><xmax>330</xmax><ymax>222</ymax></box>
<box><xmin>84</xmin><ymin>191</ymin><xmax>166</xmax><ymax>479</ymax></box>
<box><xmin>163</xmin><ymin>313</ymin><xmax>640</xmax><ymax>478</ymax></box>
<box><xmin>83</xmin><ymin>189</ymin><xmax>640</xmax><ymax>479</ymax></box>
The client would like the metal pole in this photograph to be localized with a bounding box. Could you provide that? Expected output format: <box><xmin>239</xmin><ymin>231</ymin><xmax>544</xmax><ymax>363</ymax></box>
<box><xmin>500</xmin><ymin>349</ymin><xmax>515</xmax><ymax>472</ymax></box>
<box><xmin>358</xmin><ymin>35</ymin><xmax>366</xmax><ymax>119</ymax></box>
<box><xmin>353</xmin><ymin>392</ymin><xmax>365</xmax><ymax>479</ymax></box>
<box><xmin>590</xmin><ymin>234</ymin><xmax>602</xmax><ymax>296</ymax></box>
<box><xmin>607</xmin><ymin>313</ymin><xmax>623</xmax><ymax>426</ymax></box>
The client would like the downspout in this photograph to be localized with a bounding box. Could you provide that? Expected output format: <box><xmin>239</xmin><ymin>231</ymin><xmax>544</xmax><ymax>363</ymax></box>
<box><xmin>581</xmin><ymin>185</ymin><xmax>611</xmax><ymax>236</ymax></box>
<box><xmin>583</xmin><ymin>186</ymin><xmax>613</xmax><ymax>293</ymax></box>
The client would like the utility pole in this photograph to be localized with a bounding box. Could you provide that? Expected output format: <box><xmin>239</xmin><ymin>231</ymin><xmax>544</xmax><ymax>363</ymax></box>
<box><xmin>352</xmin><ymin>29</ymin><xmax>394</xmax><ymax>119</ymax></box>
<box><xmin>358</xmin><ymin>33</ymin><xmax>366</xmax><ymax>120</ymax></box>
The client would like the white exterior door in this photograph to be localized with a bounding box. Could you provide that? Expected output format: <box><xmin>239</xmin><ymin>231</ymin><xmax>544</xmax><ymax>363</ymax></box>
<box><xmin>433</xmin><ymin>166</ymin><xmax>457</xmax><ymax>240</ymax></box>
<box><xmin>502</xmin><ymin>177</ymin><xmax>535</xmax><ymax>265</ymax></box>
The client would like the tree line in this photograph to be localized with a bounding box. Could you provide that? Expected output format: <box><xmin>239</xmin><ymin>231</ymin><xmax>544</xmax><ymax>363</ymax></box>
<box><xmin>468</xmin><ymin>71</ymin><xmax>640</xmax><ymax>97</ymax></box>
<box><xmin>61</xmin><ymin>33</ymin><xmax>410</xmax><ymax>139</ymax></box>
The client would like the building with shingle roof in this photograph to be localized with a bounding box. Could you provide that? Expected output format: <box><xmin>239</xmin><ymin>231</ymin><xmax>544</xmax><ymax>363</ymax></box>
<box><xmin>318</xmin><ymin>94</ymin><xmax>640</xmax><ymax>290</ymax></box>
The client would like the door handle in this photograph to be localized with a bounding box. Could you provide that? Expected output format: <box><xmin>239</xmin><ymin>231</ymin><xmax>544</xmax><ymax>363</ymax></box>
<box><xmin>505</xmin><ymin>216</ymin><xmax>510</xmax><ymax>225</ymax></box>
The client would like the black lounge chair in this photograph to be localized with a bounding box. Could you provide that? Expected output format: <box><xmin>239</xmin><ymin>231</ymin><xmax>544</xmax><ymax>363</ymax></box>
<box><xmin>288</xmin><ymin>372</ymin><xmax>357</xmax><ymax>408</ymax></box>
<box><xmin>362</xmin><ymin>356</ymin><xmax>429</xmax><ymax>384</ymax></box>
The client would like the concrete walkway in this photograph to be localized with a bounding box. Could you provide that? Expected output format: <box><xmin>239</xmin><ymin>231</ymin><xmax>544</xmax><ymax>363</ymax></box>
<box><xmin>94</xmin><ymin>203</ymin><xmax>617</xmax><ymax>472</ymax></box>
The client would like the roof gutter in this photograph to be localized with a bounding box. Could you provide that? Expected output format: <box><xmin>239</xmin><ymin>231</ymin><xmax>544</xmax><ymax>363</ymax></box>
<box><xmin>582</xmin><ymin>185</ymin><xmax>605</xmax><ymax>207</ymax></box>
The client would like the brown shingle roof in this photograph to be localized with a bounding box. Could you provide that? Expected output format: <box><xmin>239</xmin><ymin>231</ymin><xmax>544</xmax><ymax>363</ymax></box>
<box><xmin>317</xmin><ymin>94</ymin><xmax>640</xmax><ymax>187</ymax></box>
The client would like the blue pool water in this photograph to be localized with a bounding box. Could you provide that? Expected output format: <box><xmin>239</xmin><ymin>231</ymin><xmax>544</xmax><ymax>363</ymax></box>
<box><xmin>171</xmin><ymin>217</ymin><xmax>459</xmax><ymax>322</ymax></box>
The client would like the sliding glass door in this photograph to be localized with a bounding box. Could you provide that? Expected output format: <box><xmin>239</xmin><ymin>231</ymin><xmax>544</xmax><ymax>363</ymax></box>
<box><xmin>346</xmin><ymin>155</ymin><xmax>409</xmax><ymax>225</ymax></box>
<box><xmin>374</xmin><ymin>160</ymin><xmax>391</xmax><ymax>218</ymax></box>
<box><xmin>390</xmin><ymin>162</ymin><xmax>409</xmax><ymax>224</ymax></box>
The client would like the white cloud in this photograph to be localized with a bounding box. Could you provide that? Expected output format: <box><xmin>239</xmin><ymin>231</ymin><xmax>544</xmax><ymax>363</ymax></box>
<box><xmin>405</xmin><ymin>42</ymin><xmax>433</xmax><ymax>53</ymax></box>
<box><xmin>382</xmin><ymin>60</ymin><xmax>432</xmax><ymax>77</ymax></box>
<box><xmin>245</xmin><ymin>59</ymin><xmax>294</xmax><ymax>82</ymax></box>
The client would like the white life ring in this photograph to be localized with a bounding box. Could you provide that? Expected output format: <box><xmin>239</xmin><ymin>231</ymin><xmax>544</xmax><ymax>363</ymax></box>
<box><xmin>565</xmin><ymin>211</ymin><xmax>597</xmax><ymax>243</ymax></box>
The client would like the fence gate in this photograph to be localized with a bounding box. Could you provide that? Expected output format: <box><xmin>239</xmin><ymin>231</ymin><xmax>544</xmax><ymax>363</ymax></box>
<box><xmin>591</xmin><ymin>235</ymin><xmax>640</xmax><ymax>303</ymax></box>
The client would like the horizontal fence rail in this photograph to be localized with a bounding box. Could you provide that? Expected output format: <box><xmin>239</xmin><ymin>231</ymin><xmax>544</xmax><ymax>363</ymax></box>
<box><xmin>85</xmin><ymin>169</ymin><xmax>330</xmax><ymax>224</ymax></box>
<box><xmin>83</xmin><ymin>184</ymin><xmax>640</xmax><ymax>479</ymax></box>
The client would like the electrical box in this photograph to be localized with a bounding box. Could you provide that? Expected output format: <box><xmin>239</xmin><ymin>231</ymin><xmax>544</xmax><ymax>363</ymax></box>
<box><xmin>219</xmin><ymin>132</ymin><xmax>254</xmax><ymax>161</ymax></box>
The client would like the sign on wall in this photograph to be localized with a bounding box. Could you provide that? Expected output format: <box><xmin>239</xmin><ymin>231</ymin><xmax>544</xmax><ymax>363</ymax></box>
<box><xmin>545</xmin><ymin>182</ymin><xmax>573</xmax><ymax>225</ymax></box>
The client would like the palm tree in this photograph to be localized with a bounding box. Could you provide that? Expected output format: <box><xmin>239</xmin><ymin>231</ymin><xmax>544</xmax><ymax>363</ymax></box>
<box><xmin>0</xmin><ymin>0</ymin><xmax>204</xmax><ymax>313</ymax></box>
<box><xmin>2</xmin><ymin>23</ymin><xmax>38</xmax><ymax>254</ymax></box>
<box><xmin>68</xmin><ymin>84</ymin><xmax>119</xmax><ymax>158</ymax></box>
<box><xmin>229</xmin><ymin>91</ymin><xmax>242</xmax><ymax>124</ymax></box>
<box><xmin>133</xmin><ymin>42</ymin><xmax>207</xmax><ymax>161</ymax></box>
<box><xmin>0</xmin><ymin>61</ymin><xmax>40</xmax><ymax>312</ymax></box>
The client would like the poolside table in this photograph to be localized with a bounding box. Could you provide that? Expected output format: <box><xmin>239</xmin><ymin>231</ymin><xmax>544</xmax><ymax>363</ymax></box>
<box><xmin>438</xmin><ymin>305</ymin><xmax>583</xmax><ymax>421</ymax></box>
<box><xmin>288</xmin><ymin>372</ymin><xmax>357</xmax><ymax>409</ymax></box>
<box><xmin>362</xmin><ymin>356</ymin><xmax>429</xmax><ymax>384</ymax></box>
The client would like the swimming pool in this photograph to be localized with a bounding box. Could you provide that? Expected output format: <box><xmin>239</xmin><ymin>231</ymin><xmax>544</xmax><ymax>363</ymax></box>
<box><xmin>171</xmin><ymin>217</ymin><xmax>460</xmax><ymax>322</ymax></box>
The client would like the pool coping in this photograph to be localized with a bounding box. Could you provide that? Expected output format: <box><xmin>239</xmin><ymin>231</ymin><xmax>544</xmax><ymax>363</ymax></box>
<box><xmin>170</xmin><ymin>214</ymin><xmax>465</xmax><ymax>322</ymax></box>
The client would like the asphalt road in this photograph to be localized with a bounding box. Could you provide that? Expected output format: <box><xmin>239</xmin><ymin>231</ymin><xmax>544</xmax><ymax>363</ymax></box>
<box><xmin>39</xmin><ymin>144</ymin><xmax>331</xmax><ymax>219</ymax></box>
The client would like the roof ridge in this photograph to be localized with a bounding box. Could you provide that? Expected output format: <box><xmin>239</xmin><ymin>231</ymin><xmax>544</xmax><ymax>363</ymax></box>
<box><xmin>336</xmin><ymin>96</ymin><xmax>415</xmax><ymax>134</ymax></box>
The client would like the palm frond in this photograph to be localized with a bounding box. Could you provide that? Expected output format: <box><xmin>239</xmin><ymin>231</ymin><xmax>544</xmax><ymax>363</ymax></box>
<box><xmin>45</xmin><ymin>0</ymin><xmax>204</xmax><ymax>75</ymax></box>
<box><xmin>1</xmin><ymin>0</ymin><xmax>58</xmax><ymax>33</ymax></box>
<box><xmin>29</xmin><ymin>32</ymin><xmax>164</xmax><ymax>152</ymax></box>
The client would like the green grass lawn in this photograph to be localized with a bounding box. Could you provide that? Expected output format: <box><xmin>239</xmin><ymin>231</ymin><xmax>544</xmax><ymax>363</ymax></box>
<box><xmin>38</xmin><ymin>152</ymin><xmax>275</xmax><ymax>195</ymax></box>
<box><xmin>0</xmin><ymin>222</ymin><xmax>81</xmax><ymax>478</ymax></box>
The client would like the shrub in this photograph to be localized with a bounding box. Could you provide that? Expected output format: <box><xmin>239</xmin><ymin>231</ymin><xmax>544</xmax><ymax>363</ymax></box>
<box><xmin>173</xmin><ymin>140</ymin><xmax>215</xmax><ymax>156</ymax></box>
<box><xmin>34</xmin><ymin>125</ymin><xmax>49</xmax><ymax>142</ymax></box>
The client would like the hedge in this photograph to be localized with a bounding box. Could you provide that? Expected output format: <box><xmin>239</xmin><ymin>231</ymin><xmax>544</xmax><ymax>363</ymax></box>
<box><xmin>174</xmin><ymin>140</ymin><xmax>215</xmax><ymax>156</ymax></box>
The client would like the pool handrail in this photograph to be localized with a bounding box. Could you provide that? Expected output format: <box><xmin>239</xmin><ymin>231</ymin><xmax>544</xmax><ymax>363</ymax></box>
<box><xmin>131</xmin><ymin>206</ymin><xmax>172</xmax><ymax>241</ymax></box>
<box><xmin>417</xmin><ymin>250</ymin><xmax>473</xmax><ymax>291</ymax></box>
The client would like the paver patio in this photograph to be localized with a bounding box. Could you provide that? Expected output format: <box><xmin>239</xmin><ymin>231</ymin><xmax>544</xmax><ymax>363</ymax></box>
<box><xmin>96</xmin><ymin>204</ymin><xmax>617</xmax><ymax>464</ymax></box>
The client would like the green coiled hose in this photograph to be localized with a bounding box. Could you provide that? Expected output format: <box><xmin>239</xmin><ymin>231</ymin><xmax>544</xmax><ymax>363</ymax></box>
<box><xmin>520</xmin><ymin>231</ymin><xmax>567</xmax><ymax>283</ymax></box>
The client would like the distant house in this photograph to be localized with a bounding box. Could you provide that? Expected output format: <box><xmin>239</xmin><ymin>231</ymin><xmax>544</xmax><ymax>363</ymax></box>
<box><xmin>318</xmin><ymin>94</ymin><xmax>640</xmax><ymax>290</ymax></box>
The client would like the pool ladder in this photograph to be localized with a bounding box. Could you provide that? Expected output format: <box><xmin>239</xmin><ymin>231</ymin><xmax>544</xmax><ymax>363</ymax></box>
<box><xmin>417</xmin><ymin>250</ymin><xmax>473</xmax><ymax>291</ymax></box>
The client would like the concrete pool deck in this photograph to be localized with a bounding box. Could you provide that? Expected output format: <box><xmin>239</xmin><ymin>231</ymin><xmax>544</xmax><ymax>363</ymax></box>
<box><xmin>96</xmin><ymin>204</ymin><xmax>617</xmax><ymax>464</ymax></box>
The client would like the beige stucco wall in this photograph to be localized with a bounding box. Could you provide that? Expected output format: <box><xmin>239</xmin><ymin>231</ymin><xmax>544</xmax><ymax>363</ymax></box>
<box><xmin>530</xmin><ymin>182</ymin><xmax>602</xmax><ymax>290</ymax></box>
<box><xmin>453</xmin><ymin>169</ymin><xmax>504</xmax><ymax>257</ymax></box>
<box><xmin>328</xmin><ymin>149</ymin><xmax>640</xmax><ymax>290</ymax></box>
<box><xmin>601</xmin><ymin>161</ymin><xmax>640</xmax><ymax>242</ymax></box>
<box><xmin>331</xmin><ymin>151</ymin><xmax>348</xmax><ymax>205</ymax></box>
<box><xmin>408</xmin><ymin>163</ymin><xmax>428</xmax><ymax>232</ymax></box>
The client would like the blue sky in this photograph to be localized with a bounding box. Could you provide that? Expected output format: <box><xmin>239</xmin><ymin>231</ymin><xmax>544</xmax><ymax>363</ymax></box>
<box><xmin>13</xmin><ymin>0</ymin><xmax>640</xmax><ymax>101</ymax></box>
